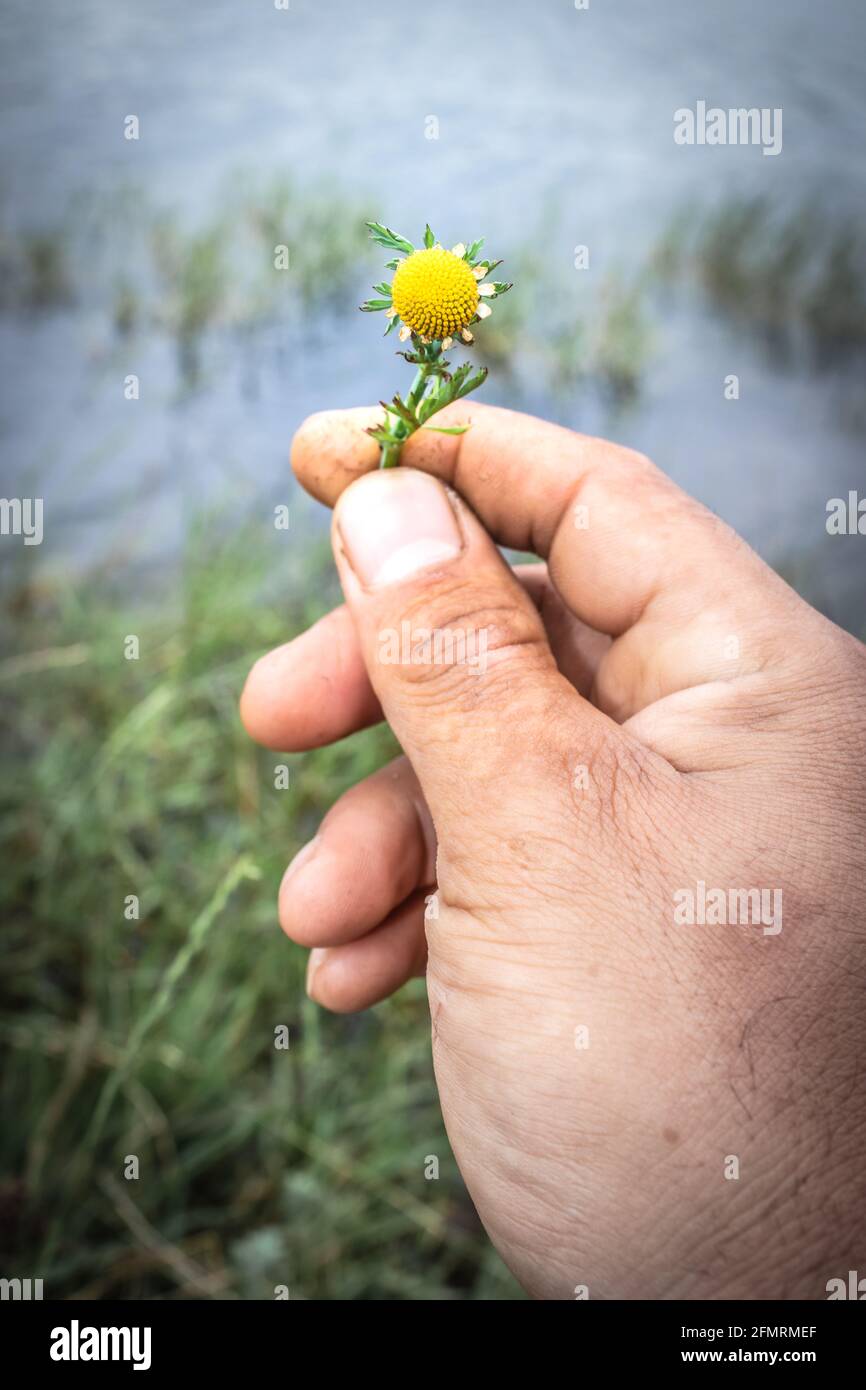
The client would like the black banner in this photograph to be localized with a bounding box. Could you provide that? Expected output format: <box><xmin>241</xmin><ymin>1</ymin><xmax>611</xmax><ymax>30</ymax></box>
<box><xmin>1</xmin><ymin>1297</ymin><xmax>862</xmax><ymax>1374</ymax></box>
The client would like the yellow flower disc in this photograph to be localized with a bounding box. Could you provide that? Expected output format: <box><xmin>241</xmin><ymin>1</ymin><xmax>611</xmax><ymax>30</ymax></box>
<box><xmin>391</xmin><ymin>247</ymin><xmax>479</xmax><ymax>339</ymax></box>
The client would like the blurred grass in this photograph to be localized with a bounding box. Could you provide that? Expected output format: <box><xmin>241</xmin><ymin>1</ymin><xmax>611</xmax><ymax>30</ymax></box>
<box><xmin>0</xmin><ymin>180</ymin><xmax>654</xmax><ymax>405</ymax></box>
<box><xmin>4</xmin><ymin>181</ymin><xmax>866</xmax><ymax>411</ymax></box>
<box><xmin>0</xmin><ymin>524</ymin><xmax>521</xmax><ymax>1300</ymax></box>
<box><xmin>653</xmin><ymin>194</ymin><xmax>866</xmax><ymax>365</ymax></box>
<box><xmin>476</xmin><ymin>236</ymin><xmax>653</xmax><ymax>406</ymax></box>
<box><xmin>0</xmin><ymin>175</ymin><xmax>372</xmax><ymax>387</ymax></box>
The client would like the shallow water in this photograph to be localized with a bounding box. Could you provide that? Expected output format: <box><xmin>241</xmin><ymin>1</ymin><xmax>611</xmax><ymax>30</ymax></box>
<box><xmin>0</xmin><ymin>0</ymin><xmax>863</xmax><ymax>627</ymax></box>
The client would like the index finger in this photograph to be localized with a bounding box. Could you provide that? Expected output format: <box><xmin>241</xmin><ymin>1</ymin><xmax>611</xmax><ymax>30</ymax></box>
<box><xmin>291</xmin><ymin>401</ymin><xmax>783</xmax><ymax>641</ymax></box>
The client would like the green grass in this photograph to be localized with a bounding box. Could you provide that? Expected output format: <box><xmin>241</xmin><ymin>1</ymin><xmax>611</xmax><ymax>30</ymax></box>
<box><xmin>0</xmin><ymin>523</ymin><xmax>521</xmax><ymax>1300</ymax></box>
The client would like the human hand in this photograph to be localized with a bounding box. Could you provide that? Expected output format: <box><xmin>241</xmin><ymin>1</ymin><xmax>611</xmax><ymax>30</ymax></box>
<box><xmin>241</xmin><ymin>403</ymin><xmax>866</xmax><ymax>1299</ymax></box>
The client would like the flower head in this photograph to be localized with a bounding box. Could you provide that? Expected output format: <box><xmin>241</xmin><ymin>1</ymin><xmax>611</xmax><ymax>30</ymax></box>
<box><xmin>360</xmin><ymin>222</ymin><xmax>513</xmax><ymax>466</ymax></box>
<box><xmin>361</xmin><ymin>222</ymin><xmax>511</xmax><ymax>346</ymax></box>
<box><xmin>391</xmin><ymin>247</ymin><xmax>479</xmax><ymax>340</ymax></box>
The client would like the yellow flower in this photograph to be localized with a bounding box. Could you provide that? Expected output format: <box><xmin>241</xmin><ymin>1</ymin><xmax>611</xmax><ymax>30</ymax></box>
<box><xmin>390</xmin><ymin>247</ymin><xmax>480</xmax><ymax>340</ymax></box>
<box><xmin>360</xmin><ymin>222</ymin><xmax>512</xmax><ymax>465</ymax></box>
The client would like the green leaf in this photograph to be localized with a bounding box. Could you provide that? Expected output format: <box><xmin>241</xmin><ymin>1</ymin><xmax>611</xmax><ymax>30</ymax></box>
<box><xmin>384</xmin><ymin>257</ymin><xmax>401</xmax><ymax>270</ymax></box>
<box><xmin>448</xmin><ymin>362</ymin><xmax>473</xmax><ymax>393</ymax></box>
<box><xmin>423</xmin><ymin>424</ymin><xmax>471</xmax><ymax>435</ymax></box>
<box><xmin>383</xmin><ymin>315</ymin><xmax>400</xmax><ymax>336</ymax></box>
<box><xmin>466</xmin><ymin>238</ymin><xmax>485</xmax><ymax>261</ymax></box>
<box><xmin>489</xmin><ymin>281</ymin><xmax>513</xmax><ymax>297</ymax></box>
<box><xmin>424</xmin><ymin>224</ymin><xmax>435</xmax><ymax>249</ymax></box>
<box><xmin>372</xmin><ymin>282</ymin><xmax>393</xmax><ymax>297</ymax></box>
<box><xmin>417</xmin><ymin>382</ymin><xmax>446</xmax><ymax>423</ymax></box>
<box><xmin>366</xmin><ymin>221</ymin><xmax>415</xmax><ymax>256</ymax></box>
<box><xmin>385</xmin><ymin>395</ymin><xmax>418</xmax><ymax>427</ymax></box>
<box><xmin>360</xmin><ymin>298</ymin><xmax>393</xmax><ymax>312</ymax></box>
<box><xmin>366</xmin><ymin>426</ymin><xmax>397</xmax><ymax>446</ymax></box>
<box><xmin>451</xmin><ymin>366</ymin><xmax>488</xmax><ymax>402</ymax></box>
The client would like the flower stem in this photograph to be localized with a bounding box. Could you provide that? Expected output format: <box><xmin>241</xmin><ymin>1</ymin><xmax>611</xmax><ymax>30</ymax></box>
<box><xmin>379</xmin><ymin>439</ymin><xmax>404</xmax><ymax>468</ymax></box>
<box><xmin>379</xmin><ymin>341</ymin><xmax>441</xmax><ymax>467</ymax></box>
<box><xmin>406</xmin><ymin>362</ymin><xmax>430</xmax><ymax>412</ymax></box>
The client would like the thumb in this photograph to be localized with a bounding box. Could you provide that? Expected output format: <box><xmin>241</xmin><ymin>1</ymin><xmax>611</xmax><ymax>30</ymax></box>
<box><xmin>330</xmin><ymin>466</ymin><xmax>610</xmax><ymax>847</ymax></box>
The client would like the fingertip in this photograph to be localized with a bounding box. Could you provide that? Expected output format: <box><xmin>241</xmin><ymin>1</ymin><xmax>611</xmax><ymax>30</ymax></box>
<box><xmin>238</xmin><ymin>644</ymin><xmax>300</xmax><ymax>751</ymax></box>
<box><xmin>291</xmin><ymin>407</ymin><xmax>381</xmax><ymax>504</ymax></box>
<box><xmin>277</xmin><ymin>756</ymin><xmax>433</xmax><ymax>953</ymax></box>
<box><xmin>305</xmin><ymin>947</ymin><xmax>328</xmax><ymax>1001</ymax></box>
<box><xmin>304</xmin><ymin>897</ymin><xmax>428</xmax><ymax>1013</ymax></box>
<box><xmin>239</xmin><ymin>614</ymin><xmax>382</xmax><ymax>752</ymax></box>
<box><xmin>306</xmin><ymin>948</ymin><xmax>358</xmax><ymax>1013</ymax></box>
<box><xmin>238</xmin><ymin>652</ymin><xmax>280</xmax><ymax>747</ymax></box>
<box><xmin>278</xmin><ymin>839</ymin><xmax>342</xmax><ymax>947</ymax></box>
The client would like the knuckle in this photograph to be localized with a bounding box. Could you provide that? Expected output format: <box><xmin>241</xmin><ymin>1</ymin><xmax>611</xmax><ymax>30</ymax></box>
<box><xmin>576</xmin><ymin>442</ymin><xmax>682</xmax><ymax>521</ymax></box>
<box><xmin>610</xmin><ymin>442</ymin><xmax>657</xmax><ymax>478</ymax></box>
<box><xmin>374</xmin><ymin>577</ymin><xmax>553</xmax><ymax>713</ymax></box>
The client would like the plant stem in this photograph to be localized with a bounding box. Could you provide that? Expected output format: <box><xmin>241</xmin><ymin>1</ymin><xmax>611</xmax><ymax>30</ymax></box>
<box><xmin>379</xmin><ymin>438</ymin><xmax>404</xmax><ymax>468</ymax></box>
<box><xmin>379</xmin><ymin>341</ymin><xmax>440</xmax><ymax>467</ymax></box>
<box><xmin>405</xmin><ymin>363</ymin><xmax>430</xmax><ymax>412</ymax></box>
